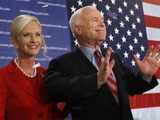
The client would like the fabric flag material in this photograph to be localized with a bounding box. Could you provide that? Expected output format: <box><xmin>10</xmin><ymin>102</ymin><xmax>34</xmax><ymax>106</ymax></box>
<box><xmin>129</xmin><ymin>0</ymin><xmax>160</xmax><ymax>120</ymax></box>
<box><xmin>66</xmin><ymin>0</ymin><xmax>160</xmax><ymax>120</ymax></box>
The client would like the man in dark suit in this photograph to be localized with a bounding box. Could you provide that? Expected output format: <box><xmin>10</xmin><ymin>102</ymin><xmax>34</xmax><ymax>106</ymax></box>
<box><xmin>44</xmin><ymin>6</ymin><xmax>160</xmax><ymax>120</ymax></box>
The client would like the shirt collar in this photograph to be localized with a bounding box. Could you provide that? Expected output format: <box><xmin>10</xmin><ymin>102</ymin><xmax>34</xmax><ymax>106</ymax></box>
<box><xmin>79</xmin><ymin>46</ymin><xmax>102</xmax><ymax>61</ymax></box>
<box><xmin>79</xmin><ymin>46</ymin><xmax>94</xmax><ymax>61</ymax></box>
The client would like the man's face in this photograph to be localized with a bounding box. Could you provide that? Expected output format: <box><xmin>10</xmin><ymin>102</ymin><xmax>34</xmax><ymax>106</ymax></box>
<box><xmin>78</xmin><ymin>8</ymin><xmax>106</xmax><ymax>47</ymax></box>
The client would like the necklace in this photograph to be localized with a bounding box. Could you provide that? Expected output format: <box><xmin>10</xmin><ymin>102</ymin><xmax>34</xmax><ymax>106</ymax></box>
<box><xmin>14</xmin><ymin>58</ymin><xmax>37</xmax><ymax>78</ymax></box>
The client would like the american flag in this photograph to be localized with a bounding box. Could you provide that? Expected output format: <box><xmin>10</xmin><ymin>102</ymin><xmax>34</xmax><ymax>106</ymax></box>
<box><xmin>66</xmin><ymin>0</ymin><xmax>160</xmax><ymax>120</ymax></box>
<box><xmin>129</xmin><ymin>1</ymin><xmax>160</xmax><ymax>120</ymax></box>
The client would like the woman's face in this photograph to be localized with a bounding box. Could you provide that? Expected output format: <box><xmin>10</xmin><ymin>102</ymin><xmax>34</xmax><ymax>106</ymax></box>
<box><xmin>15</xmin><ymin>21</ymin><xmax>43</xmax><ymax>58</ymax></box>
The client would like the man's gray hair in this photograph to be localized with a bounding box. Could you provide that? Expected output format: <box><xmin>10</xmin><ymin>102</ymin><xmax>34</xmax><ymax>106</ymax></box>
<box><xmin>69</xmin><ymin>6</ymin><xmax>97</xmax><ymax>37</ymax></box>
<box><xmin>69</xmin><ymin>8</ymin><xmax>82</xmax><ymax>37</ymax></box>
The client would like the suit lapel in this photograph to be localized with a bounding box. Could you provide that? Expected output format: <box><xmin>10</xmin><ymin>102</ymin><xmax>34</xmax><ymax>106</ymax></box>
<box><xmin>75</xmin><ymin>48</ymin><xmax>98</xmax><ymax>73</ymax></box>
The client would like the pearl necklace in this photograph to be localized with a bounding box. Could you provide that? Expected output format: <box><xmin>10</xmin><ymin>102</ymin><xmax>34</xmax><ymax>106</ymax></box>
<box><xmin>14</xmin><ymin>58</ymin><xmax>37</xmax><ymax>78</ymax></box>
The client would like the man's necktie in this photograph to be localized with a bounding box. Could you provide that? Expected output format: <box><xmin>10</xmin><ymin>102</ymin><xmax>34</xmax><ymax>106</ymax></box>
<box><xmin>107</xmin><ymin>73</ymin><xmax>118</xmax><ymax>97</ymax></box>
<box><xmin>94</xmin><ymin>50</ymin><xmax>118</xmax><ymax>98</ymax></box>
<box><xmin>94</xmin><ymin>50</ymin><xmax>102</xmax><ymax>68</ymax></box>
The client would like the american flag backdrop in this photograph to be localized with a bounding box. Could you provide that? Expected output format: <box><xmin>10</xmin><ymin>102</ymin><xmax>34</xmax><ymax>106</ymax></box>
<box><xmin>129</xmin><ymin>0</ymin><xmax>160</xmax><ymax>120</ymax></box>
<box><xmin>66</xmin><ymin>0</ymin><xmax>160</xmax><ymax>120</ymax></box>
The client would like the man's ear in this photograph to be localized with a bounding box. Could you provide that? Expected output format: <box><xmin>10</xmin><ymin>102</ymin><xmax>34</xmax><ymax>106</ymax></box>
<box><xmin>74</xmin><ymin>25</ymin><xmax>82</xmax><ymax>36</ymax></box>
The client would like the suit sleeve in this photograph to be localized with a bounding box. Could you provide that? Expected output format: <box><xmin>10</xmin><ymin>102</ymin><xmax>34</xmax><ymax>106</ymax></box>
<box><xmin>0</xmin><ymin>70</ymin><xmax>7</xmax><ymax>120</ymax></box>
<box><xmin>125</xmin><ymin>69</ymin><xmax>158</xmax><ymax>95</ymax></box>
<box><xmin>44</xmin><ymin>59</ymin><xmax>98</xmax><ymax>102</ymax></box>
<box><xmin>114</xmin><ymin>54</ymin><xmax>158</xmax><ymax>95</ymax></box>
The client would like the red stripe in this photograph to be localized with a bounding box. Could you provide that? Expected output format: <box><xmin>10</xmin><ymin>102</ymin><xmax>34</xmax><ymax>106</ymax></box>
<box><xmin>144</xmin><ymin>0</ymin><xmax>160</xmax><ymax>5</ymax></box>
<box><xmin>130</xmin><ymin>93</ymin><xmax>160</xmax><ymax>108</ymax></box>
<box><xmin>155</xmin><ymin>69</ymin><xmax>160</xmax><ymax>78</ymax></box>
<box><xmin>144</xmin><ymin>15</ymin><xmax>160</xmax><ymax>28</ymax></box>
<box><xmin>147</xmin><ymin>40</ymin><xmax>160</xmax><ymax>46</ymax></box>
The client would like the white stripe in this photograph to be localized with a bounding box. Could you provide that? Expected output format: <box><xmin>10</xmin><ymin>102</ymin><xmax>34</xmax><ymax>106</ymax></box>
<box><xmin>0</xmin><ymin>6</ymin><xmax>11</xmax><ymax>11</ymax></box>
<box><xmin>131</xmin><ymin>107</ymin><xmax>160</xmax><ymax>120</ymax></box>
<box><xmin>0</xmin><ymin>56</ymin><xmax>13</xmax><ymax>60</ymax></box>
<box><xmin>46</xmin><ymin>46</ymin><xmax>69</xmax><ymax>51</ymax></box>
<box><xmin>37</xmin><ymin>1</ymin><xmax>66</xmax><ymax>8</ymax></box>
<box><xmin>0</xmin><ymin>19</ymin><xmax>11</xmax><ymax>23</ymax></box>
<box><xmin>144</xmin><ymin>79</ymin><xmax>160</xmax><ymax>94</ymax></box>
<box><xmin>0</xmin><ymin>44</ymin><xmax>13</xmax><ymax>47</ymax></box>
<box><xmin>146</xmin><ymin>27</ymin><xmax>160</xmax><ymax>41</ymax></box>
<box><xmin>41</xmin><ymin>23</ymin><xmax>68</xmax><ymax>29</ymax></box>
<box><xmin>16</xmin><ymin>0</ymin><xmax>30</xmax><ymax>2</ymax></box>
<box><xmin>19</xmin><ymin>10</ymin><xmax>49</xmax><ymax>16</ymax></box>
<box><xmin>0</xmin><ymin>31</ymin><xmax>10</xmax><ymax>35</ymax></box>
<box><xmin>143</xmin><ymin>2</ymin><xmax>160</xmax><ymax>17</ymax></box>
